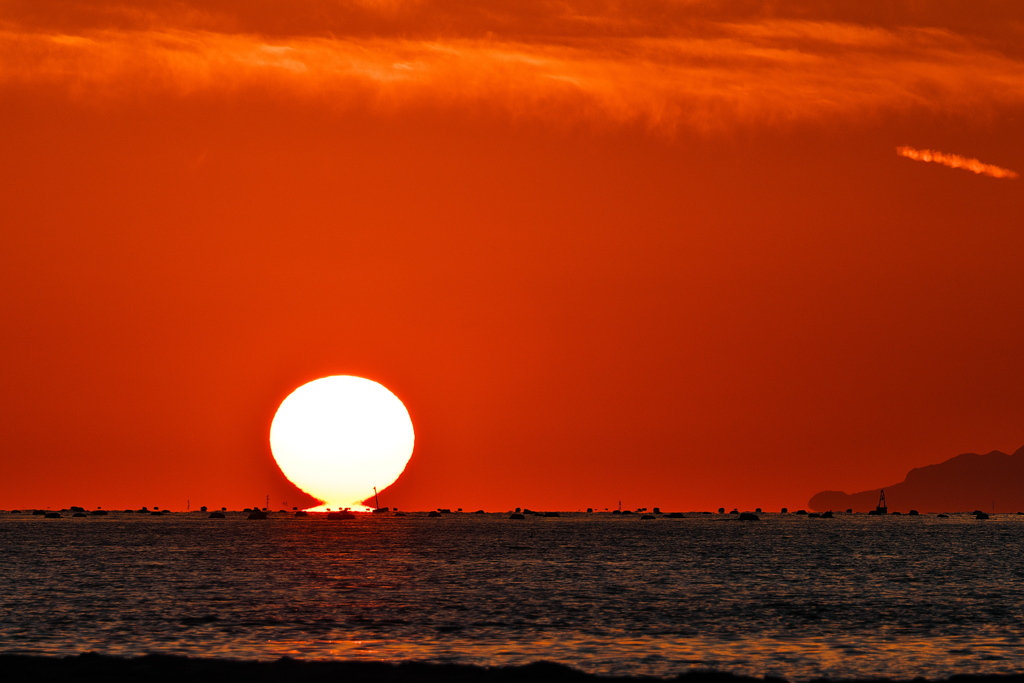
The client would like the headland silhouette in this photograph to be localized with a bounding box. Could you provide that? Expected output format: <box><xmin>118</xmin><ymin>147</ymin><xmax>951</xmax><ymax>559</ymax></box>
<box><xmin>810</xmin><ymin>445</ymin><xmax>1024</xmax><ymax>512</ymax></box>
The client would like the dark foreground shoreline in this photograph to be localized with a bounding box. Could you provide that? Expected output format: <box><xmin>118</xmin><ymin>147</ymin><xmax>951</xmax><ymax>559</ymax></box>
<box><xmin>2</xmin><ymin>654</ymin><xmax>1024</xmax><ymax>683</ymax></box>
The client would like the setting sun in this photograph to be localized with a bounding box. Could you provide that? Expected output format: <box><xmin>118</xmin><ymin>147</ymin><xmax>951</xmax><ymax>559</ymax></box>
<box><xmin>269</xmin><ymin>376</ymin><xmax>414</xmax><ymax>510</ymax></box>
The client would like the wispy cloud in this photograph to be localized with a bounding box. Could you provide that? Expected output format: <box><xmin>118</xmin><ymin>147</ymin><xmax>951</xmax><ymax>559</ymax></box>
<box><xmin>896</xmin><ymin>146</ymin><xmax>1019</xmax><ymax>179</ymax></box>
<box><xmin>2</xmin><ymin>2</ymin><xmax>1023</xmax><ymax>131</ymax></box>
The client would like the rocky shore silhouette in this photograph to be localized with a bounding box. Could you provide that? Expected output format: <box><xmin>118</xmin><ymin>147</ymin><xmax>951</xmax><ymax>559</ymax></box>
<box><xmin>810</xmin><ymin>445</ymin><xmax>1024</xmax><ymax>513</ymax></box>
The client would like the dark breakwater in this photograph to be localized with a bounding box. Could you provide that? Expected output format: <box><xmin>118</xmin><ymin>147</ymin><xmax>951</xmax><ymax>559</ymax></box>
<box><xmin>4</xmin><ymin>654</ymin><xmax>1024</xmax><ymax>683</ymax></box>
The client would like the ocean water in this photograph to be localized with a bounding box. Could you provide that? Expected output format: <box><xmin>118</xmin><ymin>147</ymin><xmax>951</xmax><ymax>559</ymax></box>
<box><xmin>2</xmin><ymin>511</ymin><xmax>1024</xmax><ymax>680</ymax></box>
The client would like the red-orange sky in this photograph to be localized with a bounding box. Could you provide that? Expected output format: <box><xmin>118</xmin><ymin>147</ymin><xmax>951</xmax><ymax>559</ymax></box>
<box><xmin>2</xmin><ymin>1</ymin><xmax>1023</xmax><ymax>512</ymax></box>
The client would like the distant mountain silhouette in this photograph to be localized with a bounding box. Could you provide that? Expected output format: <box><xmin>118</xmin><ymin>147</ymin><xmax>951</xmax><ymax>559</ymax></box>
<box><xmin>809</xmin><ymin>445</ymin><xmax>1024</xmax><ymax>513</ymax></box>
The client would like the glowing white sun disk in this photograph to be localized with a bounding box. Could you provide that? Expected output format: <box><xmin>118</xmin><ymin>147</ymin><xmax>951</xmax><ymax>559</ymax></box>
<box><xmin>270</xmin><ymin>376</ymin><xmax>414</xmax><ymax>510</ymax></box>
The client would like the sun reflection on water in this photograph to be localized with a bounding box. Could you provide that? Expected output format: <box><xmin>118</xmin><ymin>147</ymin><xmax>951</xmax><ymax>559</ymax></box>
<box><xmin>3</xmin><ymin>512</ymin><xmax>1024</xmax><ymax>680</ymax></box>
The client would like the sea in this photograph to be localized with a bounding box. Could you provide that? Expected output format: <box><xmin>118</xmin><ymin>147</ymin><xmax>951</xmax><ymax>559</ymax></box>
<box><xmin>2</xmin><ymin>510</ymin><xmax>1024</xmax><ymax>680</ymax></box>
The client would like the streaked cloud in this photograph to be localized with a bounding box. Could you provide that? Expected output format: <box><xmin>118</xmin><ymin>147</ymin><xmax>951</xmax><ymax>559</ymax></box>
<box><xmin>1</xmin><ymin>1</ymin><xmax>1023</xmax><ymax>131</ymax></box>
<box><xmin>896</xmin><ymin>146</ymin><xmax>1019</xmax><ymax>179</ymax></box>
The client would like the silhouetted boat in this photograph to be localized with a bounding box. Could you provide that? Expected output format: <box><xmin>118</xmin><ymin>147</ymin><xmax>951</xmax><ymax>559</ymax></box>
<box><xmin>868</xmin><ymin>490</ymin><xmax>888</xmax><ymax>515</ymax></box>
<box><xmin>371</xmin><ymin>487</ymin><xmax>387</xmax><ymax>513</ymax></box>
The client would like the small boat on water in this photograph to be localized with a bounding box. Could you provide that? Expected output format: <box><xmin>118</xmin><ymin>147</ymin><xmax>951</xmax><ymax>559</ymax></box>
<box><xmin>868</xmin><ymin>490</ymin><xmax>888</xmax><ymax>515</ymax></box>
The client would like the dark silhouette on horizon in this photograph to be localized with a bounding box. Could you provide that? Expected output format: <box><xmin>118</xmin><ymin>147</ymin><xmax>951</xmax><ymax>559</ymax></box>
<box><xmin>12</xmin><ymin>652</ymin><xmax>1024</xmax><ymax>683</ymax></box>
<box><xmin>810</xmin><ymin>445</ymin><xmax>1024</xmax><ymax>512</ymax></box>
<box><xmin>867</xmin><ymin>490</ymin><xmax>888</xmax><ymax>515</ymax></box>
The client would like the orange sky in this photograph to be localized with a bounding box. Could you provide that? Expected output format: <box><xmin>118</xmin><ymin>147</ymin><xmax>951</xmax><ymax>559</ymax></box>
<box><xmin>1</xmin><ymin>1</ymin><xmax>1022</xmax><ymax>512</ymax></box>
